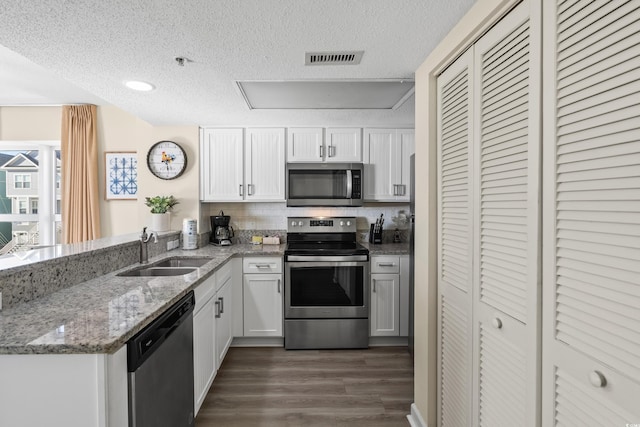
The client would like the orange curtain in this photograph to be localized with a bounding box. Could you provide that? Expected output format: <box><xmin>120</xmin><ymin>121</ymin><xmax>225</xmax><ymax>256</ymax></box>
<box><xmin>61</xmin><ymin>105</ymin><xmax>101</xmax><ymax>243</ymax></box>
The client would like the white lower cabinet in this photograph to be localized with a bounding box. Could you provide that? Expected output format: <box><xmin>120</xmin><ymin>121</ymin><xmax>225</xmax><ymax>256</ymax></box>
<box><xmin>0</xmin><ymin>347</ymin><xmax>128</xmax><ymax>427</ymax></box>
<box><xmin>215</xmin><ymin>262</ymin><xmax>233</xmax><ymax>368</ymax></box>
<box><xmin>193</xmin><ymin>260</ymin><xmax>235</xmax><ymax>416</ymax></box>
<box><xmin>193</xmin><ymin>274</ymin><xmax>217</xmax><ymax>415</ymax></box>
<box><xmin>243</xmin><ymin>257</ymin><xmax>283</xmax><ymax>337</ymax></box>
<box><xmin>370</xmin><ymin>255</ymin><xmax>409</xmax><ymax>337</ymax></box>
<box><xmin>371</xmin><ymin>273</ymin><xmax>400</xmax><ymax>336</ymax></box>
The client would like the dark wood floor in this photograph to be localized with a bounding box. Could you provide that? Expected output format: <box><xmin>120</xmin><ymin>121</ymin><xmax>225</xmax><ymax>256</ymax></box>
<box><xmin>195</xmin><ymin>346</ymin><xmax>414</xmax><ymax>427</ymax></box>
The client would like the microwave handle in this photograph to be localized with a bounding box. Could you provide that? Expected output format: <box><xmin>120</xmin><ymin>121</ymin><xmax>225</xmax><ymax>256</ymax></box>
<box><xmin>346</xmin><ymin>169</ymin><xmax>353</xmax><ymax>199</ymax></box>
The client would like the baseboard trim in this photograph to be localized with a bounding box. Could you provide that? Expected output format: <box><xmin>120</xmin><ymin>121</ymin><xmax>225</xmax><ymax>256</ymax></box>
<box><xmin>369</xmin><ymin>336</ymin><xmax>409</xmax><ymax>347</ymax></box>
<box><xmin>406</xmin><ymin>403</ymin><xmax>427</xmax><ymax>427</ymax></box>
<box><xmin>231</xmin><ymin>337</ymin><xmax>284</xmax><ymax>347</ymax></box>
<box><xmin>231</xmin><ymin>336</ymin><xmax>409</xmax><ymax>348</ymax></box>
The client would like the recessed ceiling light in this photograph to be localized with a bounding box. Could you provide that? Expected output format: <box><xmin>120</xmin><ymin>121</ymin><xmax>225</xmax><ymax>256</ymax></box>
<box><xmin>124</xmin><ymin>80</ymin><xmax>155</xmax><ymax>91</ymax></box>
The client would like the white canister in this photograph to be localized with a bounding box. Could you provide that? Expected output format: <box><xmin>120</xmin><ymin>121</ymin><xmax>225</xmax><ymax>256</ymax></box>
<box><xmin>182</xmin><ymin>218</ymin><xmax>198</xmax><ymax>250</ymax></box>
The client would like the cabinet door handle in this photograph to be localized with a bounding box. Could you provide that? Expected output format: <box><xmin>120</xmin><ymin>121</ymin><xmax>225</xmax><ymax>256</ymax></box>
<box><xmin>329</xmin><ymin>145</ymin><xmax>334</xmax><ymax>157</ymax></box>
<box><xmin>589</xmin><ymin>371</ymin><xmax>607</xmax><ymax>388</ymax></box>
<box><xmin>320</xmin><ymin>145</ymin><xmax>325</xmax><ymax>158</ymax></box>
<box><xmin>393</xmin><ymin>184</ymin><xmax>398</xmax><ymax>196</ymax></box>
<box><xmin>215</xmin><ymin>300</ymin><xmax>221</xmax><ymax>318</ymax></box>
<box><xmin>239</xmin><ymin>185</ymin><xmax>244</xmax><ymax>197</ymax></box>
<box><xmin>219</xmin><ymin>297</ymin><xmax>224</xmax><ymax>313</ymax></box>
<box><xmin>255</xmin><ymin>263</ymin><xmax>271</xmax><ymax>269</ymax></box>
<box><xmin>492</xmin><ymin>317</ymin><xmax>503</xmax><ymax>329</ymax></box>
<box><xmin>247</xmin><ymin>183</ymin><xmax>254</xmax><ymax>196</ymax></box>
<box><xmin>372</xmin><ymin>279</ymin><xmax>376</xmax><ymax>293</ymax></box>
<box><xmin>277</xmin><ymin>278</ymin><xmax>281</xmax><ymax>293</ymax></box>
<box><xmin>400</xmin><ymin>185</ymin><xmax>406</xmax><ymax>196</ymax></box>
<box><xmin>378</xmin><ymin>263</ymin><xmax>396</xmax><ymax>267</ymax></box>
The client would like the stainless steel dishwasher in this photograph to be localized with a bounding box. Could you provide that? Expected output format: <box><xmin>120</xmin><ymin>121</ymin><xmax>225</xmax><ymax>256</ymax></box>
<box><xmin>128</xmin><ymin>291</ymin><xmax>195</xmax><ymax>427</ymax></box>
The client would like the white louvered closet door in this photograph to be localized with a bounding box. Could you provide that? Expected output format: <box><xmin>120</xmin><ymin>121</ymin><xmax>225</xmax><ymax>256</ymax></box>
<box><xmin>542</xmin><ymin>1</ymin><xmax>640</xmax><ymax>425</ymax></box>
<box><xmin>472</xmin><ymin>1</ymin><xmax>541</xmax><ymax>426</ymax></box>
<box><xmin>436</xmin><ymin>48</ymin><xmax>474</xmax><ymax>427</ymax></box>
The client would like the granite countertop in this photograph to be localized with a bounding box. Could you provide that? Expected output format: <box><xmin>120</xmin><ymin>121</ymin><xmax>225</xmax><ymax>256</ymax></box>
<box><xmin>362</xmin><ymin>242</ymin><xmax>410</xmax><ymax>255</ymax></box>
<box><xmin>0</xmin><ymin>240</ymin><xmax>407</xmax><ymax>356</ymax></box>
<box><xmin>0</xmin><ymin>244</ymin><xmax>284</xmax><ymax>356</ymax></box>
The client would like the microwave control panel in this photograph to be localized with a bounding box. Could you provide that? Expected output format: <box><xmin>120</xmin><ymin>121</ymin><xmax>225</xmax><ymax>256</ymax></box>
<box><xmin>352</xmin><ymin>171</ymin><xmax>361</xmax><ymax>199</ymax></box>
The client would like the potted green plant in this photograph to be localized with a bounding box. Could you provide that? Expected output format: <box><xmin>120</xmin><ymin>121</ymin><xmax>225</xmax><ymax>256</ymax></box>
<box><xmin>145</xmin><ymin>195</ymin><xmax>179</xmax><ymax>232</ymax></box>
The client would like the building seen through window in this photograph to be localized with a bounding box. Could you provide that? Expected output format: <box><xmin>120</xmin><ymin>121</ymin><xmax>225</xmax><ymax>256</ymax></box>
<box><xmin>0</xmin><ymin>144</ymin><xmax>61</xmax><ymax>254</ymax></box>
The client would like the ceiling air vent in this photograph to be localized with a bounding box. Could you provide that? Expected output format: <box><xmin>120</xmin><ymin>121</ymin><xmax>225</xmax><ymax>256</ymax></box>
<box><xmin>305</xmin><ymin>51</ymin><xmax>364</xmax><ymax>66</ymax></box>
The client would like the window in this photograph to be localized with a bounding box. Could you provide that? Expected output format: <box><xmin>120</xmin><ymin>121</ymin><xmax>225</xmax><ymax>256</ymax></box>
<box><xmin>15</xmin><ymin>174</ymin><xmax>31</xmax><ymax>189</ymax></box>
<box><xmin>0</xmin><ymin>143</ymin><xmax>61</xmax><ymax>251</ymax></box>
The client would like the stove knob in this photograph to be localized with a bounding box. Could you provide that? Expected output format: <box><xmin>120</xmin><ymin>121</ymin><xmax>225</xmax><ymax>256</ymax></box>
<box><xmin>346</xmin><ymin>220</ymin><xmax>352</xmax><ymax>226</ymax></box>
<box><xmin>290</xmin><ymin>221</ymin><xmax>297</xmax><ymax>227</ymax></box>
<box><xmin>298</xmin><ymin>221</ymin><xmax>304</xmax><ymax>227</ymax></box>
<box><xmin>339</xmin><ymin>221</ymin><xmax>345</xmax><ymax>226</ymax></box>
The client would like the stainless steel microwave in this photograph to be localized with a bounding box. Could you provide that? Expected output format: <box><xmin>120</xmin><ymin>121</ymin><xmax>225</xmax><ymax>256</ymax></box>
<box><xmin>286</xmin><ymin>163</ymin><xmax>363</xmax><ymax>207</ymax></box>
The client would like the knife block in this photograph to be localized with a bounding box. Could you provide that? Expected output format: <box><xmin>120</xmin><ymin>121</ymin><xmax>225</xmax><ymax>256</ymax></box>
<box><xmin>369</xmin><ymin>223</ymin><xmax>383</xmax><ymax>244</ymax></box>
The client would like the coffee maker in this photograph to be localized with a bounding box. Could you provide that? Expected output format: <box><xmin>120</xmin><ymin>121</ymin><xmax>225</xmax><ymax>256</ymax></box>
<box><xmin>210</xmin><ymin>211</ymin><xmax>234</xmax><ymax>246</ymax></box>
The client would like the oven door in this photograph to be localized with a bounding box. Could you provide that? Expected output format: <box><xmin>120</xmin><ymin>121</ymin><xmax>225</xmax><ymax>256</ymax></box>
<box><xmin>285</xmin><ymin>259</ymin><xmax>369</xmax><ymax>319</ymax></box>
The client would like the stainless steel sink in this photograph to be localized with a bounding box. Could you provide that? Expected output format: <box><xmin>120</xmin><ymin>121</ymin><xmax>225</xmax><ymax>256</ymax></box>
<box><xmin>152</xmin><ymin>257</ymin><xmax>211</xmax><ymax>268</ymax></box>
<box><xmin>117</xmin><ymin>256</ymin><xmax>210</xmax><ymax>277</ymax></box>
<box><xmin>117</xmin><ymin>267</ymin><xmax>197</xmax><ymax>277</ymax></box>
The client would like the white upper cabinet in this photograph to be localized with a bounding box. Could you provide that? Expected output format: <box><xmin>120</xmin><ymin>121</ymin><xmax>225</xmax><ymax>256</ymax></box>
<box><xmin>200</xmin><ymin>128</ymin><xmax>285</xmax><ymax>202</ymax></box>
<box><xmin>200</xmin><ymin>128</ymin><xmax>244</xmax><ymax>201</ymax></box>
<box><xmin>363</xmin><ymin>128</ymin><xmax>415</xmax><ymax>201</ymax></box>
<box><xmin>324</xmin><ymin>128</ymin><xmax>362</xmax><ymax>162</ymax></box>
<box><xmin>245</xmin><ymin>128</ymin><xmax>285</xmax><ymax>201</ymax></box>
<box><xmin>287</xmin><ymin>127</ymin><xmax>362</xmax><ymax>162</ymax></box>
<box><xmin>287</xmin><ymin>128</ymin><xmax>324</xmax><ymax>162</ymax></box>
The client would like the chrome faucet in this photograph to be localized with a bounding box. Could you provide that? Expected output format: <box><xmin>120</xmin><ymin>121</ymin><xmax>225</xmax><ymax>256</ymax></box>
<box><xmin>140</xmin><ymin>227</ymin><xmax>157</xmax><ymax>264</ymax></box>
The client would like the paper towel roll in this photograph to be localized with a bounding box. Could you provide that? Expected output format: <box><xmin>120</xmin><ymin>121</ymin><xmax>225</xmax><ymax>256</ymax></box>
<box><xmin>182</xmin><ymin>218</ymin><xmax>197</xmax><ymax>250</ymax></box>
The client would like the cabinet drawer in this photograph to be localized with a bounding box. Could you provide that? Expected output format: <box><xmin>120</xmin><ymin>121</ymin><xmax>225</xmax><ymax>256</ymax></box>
<box><xmin>215</xmin><ymin>260</ymin><xmax>233</xmax><ymax>292</ymax></box>
<box><xmin>371</xmin><ymin>256</ymin><xmax>400</xmax><ymax>273</ymax></box>
<box><xmin>194</xmin><ymin>275</ymin><xmax>217</xmax><ymax>313</ymax></box>
<box><xmin>243</xmin><ymin>257</ymin><xmax>282</xmax><ymax>274</ymax></box>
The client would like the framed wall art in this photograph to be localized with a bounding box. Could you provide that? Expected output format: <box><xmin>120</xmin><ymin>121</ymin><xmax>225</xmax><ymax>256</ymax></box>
<box><xmin>105</xmin><ymin>151</ymin><xmax>138</xmax><ymax>200</ymax></box>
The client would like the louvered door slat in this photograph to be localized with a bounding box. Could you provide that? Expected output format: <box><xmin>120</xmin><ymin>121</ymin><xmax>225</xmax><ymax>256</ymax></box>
<box><xmin>441</xmin><ymin>292</ymin><xmax>470</xmax><ymax>427</ymax></box>
<box><xmin>544</xmin><ymin>1</ymin><xmax>640</xmax><ymax>423</ymax></box>
<box><xmin>479</xmin><ymin>324</ymin><xmax>526</xmax><ymax>426</ymax></box>
<box><xmin>437</xmin><ymin>48</ymin><xmax>474</xmax><ymax>427</ymax></box>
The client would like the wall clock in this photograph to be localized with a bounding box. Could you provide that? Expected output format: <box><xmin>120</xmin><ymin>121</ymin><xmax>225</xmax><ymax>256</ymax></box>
<box><xmin>146</xmin><ymin>140</ymin><xmax>187</xmax><ymax>180</ymax></box>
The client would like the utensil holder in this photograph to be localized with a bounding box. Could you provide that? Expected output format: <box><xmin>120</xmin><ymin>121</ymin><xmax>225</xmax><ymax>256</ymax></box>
<box><xmin>369</xmin><ymin>224</ymin><xmax>383</xmax><ymax>244</ymax></box>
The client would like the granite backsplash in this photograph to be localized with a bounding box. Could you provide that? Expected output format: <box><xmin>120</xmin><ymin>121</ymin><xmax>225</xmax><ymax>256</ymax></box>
<box><xmin>0</xmin><ymin>232</ymin><xmax>180</xmax><ymax>310</ymax></box>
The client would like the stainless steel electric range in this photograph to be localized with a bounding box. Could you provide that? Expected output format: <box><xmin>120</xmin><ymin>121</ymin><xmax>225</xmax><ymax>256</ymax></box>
<box><xmin>284</xmin><ymin>217</ymin><xmax>370</xmax><ymax>350</ymax></box>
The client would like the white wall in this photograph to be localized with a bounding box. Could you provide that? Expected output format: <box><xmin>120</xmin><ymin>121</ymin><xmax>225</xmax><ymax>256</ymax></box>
<box><xmin>0</xmin><ymin>105</ymin><xmax>201</xmax><ymax>238</ymax></box>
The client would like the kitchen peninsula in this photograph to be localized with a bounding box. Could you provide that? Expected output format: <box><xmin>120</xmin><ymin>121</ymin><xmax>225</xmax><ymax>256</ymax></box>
<box><xmin>0</xmin><ymin>232</ymin><xmax>284</xmax><ymax>427</ymax></box>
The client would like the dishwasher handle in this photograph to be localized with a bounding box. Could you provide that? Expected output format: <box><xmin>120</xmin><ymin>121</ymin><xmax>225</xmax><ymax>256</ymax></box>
<box><xmin>127</xmin><ymin>291</ymin><xmax>195</xmax><ymax>372</ymax></box>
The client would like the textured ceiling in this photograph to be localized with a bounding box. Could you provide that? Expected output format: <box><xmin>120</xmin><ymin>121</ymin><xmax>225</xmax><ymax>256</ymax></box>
<box><xmin>0</xmin><ymin>0</ymin><xmax>475</xmax><ymax>127</ymax></box>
